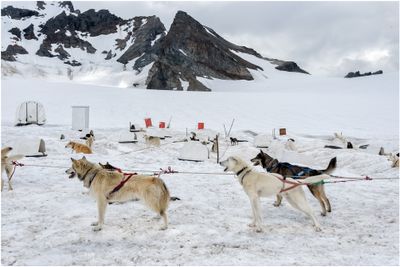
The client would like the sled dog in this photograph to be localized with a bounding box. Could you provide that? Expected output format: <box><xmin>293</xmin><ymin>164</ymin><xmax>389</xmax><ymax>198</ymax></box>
<box><xmin>66</xmin><ymin>156</ymin><xmax>170</xmax><ymax>231</ymax></box>
<box><xmin>1</xmin><ymin>147</ymin><xmax>24</xmax><ymax>191</ymax></box>
<box><xmin>65</xmin><ymin>141</ymin><xmax>92</xmax><ymax>154</ymax></box>
<box><xmin>85</xmin><ymin>136</ymin><xmax>94</xmax><ymax>148</ymax></box>
<box><xmin>388</xmin><ymin>153</ymin><xmax>399</xmax><ymax>168</ymax></box>
<box><xmin>220</xmin><ymin>156</ymin><xmax>325</xmax><ymax>232</ymax></box>
<box><xmin>144</xmin><ymin>135</ymin><xmax>161</xmax><ymax>147</ymax></box>
<box><xmin>99</xmin><ymin>161</ymin><xmax>181</xmax><ymax>201</ymax></box>
<box><xmin>250</xmin><ymin>150</ymin><xmax>336</xmax><ymax>216</ymax></box>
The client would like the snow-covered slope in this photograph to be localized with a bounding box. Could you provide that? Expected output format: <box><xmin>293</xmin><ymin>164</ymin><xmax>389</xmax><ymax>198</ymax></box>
<box><xmin>1</xmin><ymin>74</ymin><xmax>399</xmax><ymax>265</ymax></box>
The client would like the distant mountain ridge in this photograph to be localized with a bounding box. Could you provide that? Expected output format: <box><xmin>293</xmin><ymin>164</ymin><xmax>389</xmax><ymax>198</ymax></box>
<box><xmin>1</xmin><ymin>1</ymin><xmax>310</xmax><ymax>91</ymax></box>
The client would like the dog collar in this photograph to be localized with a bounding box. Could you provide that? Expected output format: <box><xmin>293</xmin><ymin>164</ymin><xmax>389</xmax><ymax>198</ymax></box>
<box><xmin>236</xmin><ymin>167</ymin><xmax>251</xmax><ymax>185</ymax></box>
<box><xmin>80</xmin><ymin>167</ymin><xmax>93</xmax><ymax>180</ymax></box>
<box><xmin>236</xmin><ymin>167</ymin><xmax>248</xmax><ymax>176</ymax></box>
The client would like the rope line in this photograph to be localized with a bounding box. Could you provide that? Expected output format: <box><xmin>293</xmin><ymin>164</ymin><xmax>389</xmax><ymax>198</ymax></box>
<box><xmin>6</xmin><ymin>161</ymin><xmax>399</xmax><ymax>181</ymax></box>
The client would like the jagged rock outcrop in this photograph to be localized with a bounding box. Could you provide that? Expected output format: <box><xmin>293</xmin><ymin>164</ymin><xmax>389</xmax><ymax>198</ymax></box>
<box><xmin>1</xmin><ymin>44</ymin><xmax>28</xmax><ymax>61</ymax></box>
<box><xmin>23</xmin><ymin>24</ymin><xmax>38</xmax><ymax>40</ymax></box>
<box><xmin>1</xmin><ymin>6</ymin><xmax>39</xmax><ymax>19</ymax></box>
<box><xmin>265</xmin><ymin>58</ymin><xmax>310</xmax><ymax>74</ymax></box>
<box><xmin>117</xmin><ymin>16</ymin><xmax>166</xmax><ymax>64</ymax></box>
<box><xmin>345</xmin><ymin>70</ymin><xmax>383</xmax><ymax>78</ymax></box>
<box><xmin>64</xmin><ymin>60</ymin><xmax>81</xmax><ymax>66</ymax></box>
<box><xmin>40</xmin><ymin>9</ymin><xmax>124</xmax><ymax>37</ymax></box>
<box><xmin>105</xmin><ymin>50</ymin><xmax>115</xmax><ymax>60</ymax></box>
<box><xmin>8</xmin><ymin>27</ymin><xmax>21</xmax><ymax>40</ymax></box>
<box><xmin>54</xmin><ymin>45</ymin><xmax>70</xmax><ymax>60</ymax></box>
<box><xmin>274</xmin><ymin>61</ymin><xmax>309</xmax><ymax>74</ymax></box>
<box><xmin>35</xmin><ymin>5</ymin><xmax>127</xmax><ymax>58</ymax></box>
<box><xmin>144</xmin><ymin>11</ymin><xmax>263</xmax><ymax>91</ymax></box>
<box><xmin>36</xmin><ymin>1</ymin><xmax>46</xmax><ymax>10</ymax></box>
<box><xmin>58</xmin><ymin>1</ymin><xmax>74</xmax><ymax>12</ymax></box>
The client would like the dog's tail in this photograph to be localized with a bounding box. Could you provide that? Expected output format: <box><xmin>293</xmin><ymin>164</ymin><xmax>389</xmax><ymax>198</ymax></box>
<box><xmin>320</xmin><ymin>157</ymin><xmax>337</xmax><ymax>174</ymax></box>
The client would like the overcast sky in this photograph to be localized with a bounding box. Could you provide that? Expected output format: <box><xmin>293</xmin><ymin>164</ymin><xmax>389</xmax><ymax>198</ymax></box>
<box><xmin>17</xmin><ymin>1</ymin><xmax>400</xmax><ymax>76</ymax></box>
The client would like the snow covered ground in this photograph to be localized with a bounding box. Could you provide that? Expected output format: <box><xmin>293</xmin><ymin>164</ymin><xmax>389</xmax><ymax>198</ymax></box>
<box><xmin>1</xmin><ymin>75</ymin><xmax>399</xmax><ymax>265</ymax></box>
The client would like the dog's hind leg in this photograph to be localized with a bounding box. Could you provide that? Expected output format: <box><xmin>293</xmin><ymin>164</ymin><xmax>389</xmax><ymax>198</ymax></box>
<box><xmin>319</xmin><ymin>186</ymin><xmax>332</xmax><ymax>213</ymax></box>
<box><xmin>283</xmin><ymin>192</ymin><xmax>321</xmax><ymax>232</ymax></box>
<box><xmin>160</xmin><ymin>210</ymin><xmax>168</xmax><ymax>230</ymax></box>
<box><xmin>273</xmin><ymin>194</ymin><xmax>283</xmax><ymax>207</ymax></box>
<box><xmin>92</xmin><ymin>196</ymin><xmax>107</xmax><ymax>231</ymax></box>
<box><xmin>308</xmin><ymin>185</ymin><xmax>326</xmax><ymax>216</ymax></box>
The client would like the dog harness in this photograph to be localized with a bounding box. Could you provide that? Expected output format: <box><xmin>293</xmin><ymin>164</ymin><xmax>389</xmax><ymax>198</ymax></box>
<box><xmin>236</xmin><ymin>167</ymin><xmax>252</xmax><ymax>185</ymax></box>
<box><xmin>267</xmin><ymin>161</ymin><xmax>315</xmax><ymax>179</ymax></box>
<box><xmin>107</xmin><ymin>173</ymin><xmax>135</xmax><ymax>197</ymax></box>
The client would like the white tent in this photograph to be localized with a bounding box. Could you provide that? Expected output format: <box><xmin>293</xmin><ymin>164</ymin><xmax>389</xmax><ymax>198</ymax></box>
<box><xmin>15</xmin><ymin>101</ymin><xmax>46</xmax><ymax>126</ymax></box>
<box><xmin>178</xmin><ymin>141</ymin><xmax>209</xmax><ymax>162</ymax></box>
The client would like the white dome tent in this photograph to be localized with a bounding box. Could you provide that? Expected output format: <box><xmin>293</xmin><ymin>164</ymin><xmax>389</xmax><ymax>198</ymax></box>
<box><xmin>15</xmin><ymin>101</ymin><xmax>46</xmax><ymax>126</ymax></box>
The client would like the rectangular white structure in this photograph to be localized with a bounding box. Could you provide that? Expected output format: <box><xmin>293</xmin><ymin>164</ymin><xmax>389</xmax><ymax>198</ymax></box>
<box><xmin>72</xmin><ymin>106</ymin><xmax>89</xmax><ymax>131</ymax></box>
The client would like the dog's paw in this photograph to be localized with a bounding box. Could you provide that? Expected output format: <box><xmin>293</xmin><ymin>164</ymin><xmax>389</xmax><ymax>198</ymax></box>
<box><xmin>273</xmin><ymin>202</ymin><xmax>280</xmax><ymax>207</ymax></box>
<box><xmin>320</xmin><ymin>212</ymin><xmax>327</xmax><ymax>216</ymax></box>
<box><xmin>159</xmin><ymin>225</ymin><xmax>168</xmax><ymax>231</ymax></box>
<box><xmin>248</xmin><ymin>222</ymin><xmax>256</xmax><ymax>228</ymax></box>
<box><xmin>92</xmin><ymin>225</ymin><xmax>102</xmax><ymax>232</ymax></box>
<box><xmin>91</xmin><ymin>222</ymin><xmax>99</xmax><ymax>226</ymax></box>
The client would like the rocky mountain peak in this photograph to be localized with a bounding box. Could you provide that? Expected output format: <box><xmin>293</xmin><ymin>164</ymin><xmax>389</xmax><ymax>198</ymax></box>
<box><xmin>58</xmin><ymin>1</ymin><xmax>74</xmax><ymax>12</ymax></box>
<box><xmin>145</xmin><ymin>10</ymin><xmax>265</xmax><ymax>91</ymax></box>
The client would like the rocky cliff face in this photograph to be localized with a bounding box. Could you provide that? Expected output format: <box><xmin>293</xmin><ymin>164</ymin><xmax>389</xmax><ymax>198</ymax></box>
<box><xmin>117</xmin><ymin>16</ymin><xmax>166</xmax><ymax>65</ymax></box>
<box><xmin>143</xmin><ymin>11</ymin><xmax>264</xmax><ymax>91</ymax></box>
<box><xmin>344</xmin><ymin>70</ymin><xmax>383</xmax><ymax>78</ymax></box>
<box><xmin>1</xmin><ymin>2</ymin><xmax>310</xmax><ymax>91</ymax></box>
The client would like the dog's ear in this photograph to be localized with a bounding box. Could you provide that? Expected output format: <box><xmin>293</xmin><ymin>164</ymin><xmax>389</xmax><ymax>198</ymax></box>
<box><xmin>71</xmin><ymin>158</ymin><xmax>77</xmax><ymax>163</ymax></box>
<box><xmin>82</xmin><ymin>156</ymin><xmax>86</xmax><ymax>160</ymax></box>
<box><xmin>260</xmin><ymin>149</ymin><xmax>264</xmax><ymax>155</ymax></box>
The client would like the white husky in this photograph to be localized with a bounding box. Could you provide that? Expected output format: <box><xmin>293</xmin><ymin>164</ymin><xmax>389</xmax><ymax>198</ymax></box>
<box><xmin>220</xmin><ymin>156</ymin><xmax>327</xmax><ymax>232</ymax></box>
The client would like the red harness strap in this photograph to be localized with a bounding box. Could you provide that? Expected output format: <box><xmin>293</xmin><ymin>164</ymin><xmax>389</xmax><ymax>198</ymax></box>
<box><xmin>275</xmin><ymin>175</ymin><xmax>305</xmax><ymax>193</ymax></box>
<box><xmin>108</xmin><ymin>172</ymin><xmax>137</xmax><ymax>197</ymax></box>
<box><xmin>9</xmin><ymin>161</ymin><xmax>24</xmax><ymax>180</ymax></box>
